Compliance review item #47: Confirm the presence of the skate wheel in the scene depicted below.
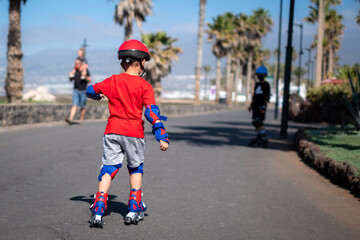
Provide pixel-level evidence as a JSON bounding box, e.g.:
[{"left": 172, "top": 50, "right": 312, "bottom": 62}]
[
  {"left": 100, "top": 218, "right": 104, "bottom": 228},
  {"left": 124, "top": 216, "right": 132, "bottom": 225},
  {"left": 90, "top": 216, "right": 95, "bottom": 228}
]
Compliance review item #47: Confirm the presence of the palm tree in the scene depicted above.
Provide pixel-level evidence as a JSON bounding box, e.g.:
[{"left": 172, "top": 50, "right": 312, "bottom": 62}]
[
  {"left": 5, "top": 0, "right": 27, "bottom": 103},
  {"left": 142, "top": 32, "right": 182, "bottom": 103},
  {"left": 316, "top": 0, "right": 325, "bottom": 86},
  {"left": 195, "top": 0, "right": 207, "bottom": 103},
  {"left": 306, "top": 0, "right": 344, "bottom": 76},
  {"left": 222, "top": 13, "right": 238, "bottom": 105},
  {"left": 356, "top": 0, "right": 360, "bottom": 24},
  {"left": 292, "top": 67, "right": 307, "bottom": 84},
  {"left": 114, "top": 0, "right": 152, "bottom": 41},
  {"left": 202, "top": 65, "right": 211, "bottom": 100},
  {"left": 253, "top": 47, "right": 271, "bottom": 68},
  {"left": 231, "top": 45, "right": 246, "bottom": 104},
  {"left": 324, "top": 9, "right": 344, "bottom": 74},
  {"left": 206, "top": 13, "right": 236, "bottom": 102},
  {"left": 305, "top": 0, "right": 341, "bottom": 86},
  {"left": 244, "top": 9, "right": 273, "bottom": 103}
]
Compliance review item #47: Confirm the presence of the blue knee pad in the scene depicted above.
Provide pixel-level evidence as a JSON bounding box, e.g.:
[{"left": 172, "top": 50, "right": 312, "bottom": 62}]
[
  {"left": 127, "top": 163, "right": 144, "bottom": 176},
  {"left": 98, "top": 163, "right": 122, "bottom": 181}
]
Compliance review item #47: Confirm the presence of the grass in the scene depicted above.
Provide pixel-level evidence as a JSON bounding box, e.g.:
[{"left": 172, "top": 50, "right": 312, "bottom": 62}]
[{"left": 306, "top": 125, "right": 360, "bottom": 176}]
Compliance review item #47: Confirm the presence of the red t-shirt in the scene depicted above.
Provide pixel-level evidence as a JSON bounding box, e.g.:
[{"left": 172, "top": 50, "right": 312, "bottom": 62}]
[{"left": 93, "top": 73, "right": 156, "bottom": 138}]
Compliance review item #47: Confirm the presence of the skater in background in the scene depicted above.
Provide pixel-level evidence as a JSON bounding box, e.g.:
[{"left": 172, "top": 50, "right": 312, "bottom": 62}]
[
  {"left": 86, "top": 39, "right": 169, "bottom": 227},
  {"left": 248, "top": 66, "right": 270, "bottom": 147},
  {"left": 65, "top": 58, "right": 91, "bottom": 124}
]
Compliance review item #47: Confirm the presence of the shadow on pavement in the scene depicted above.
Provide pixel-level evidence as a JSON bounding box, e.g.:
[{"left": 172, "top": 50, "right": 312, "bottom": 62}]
[
  {"left": 162, "top": 120, "right": 296, "bottom": 152},
  {"left": 70, "top": 195, "right": 128, "bottom": 218}
]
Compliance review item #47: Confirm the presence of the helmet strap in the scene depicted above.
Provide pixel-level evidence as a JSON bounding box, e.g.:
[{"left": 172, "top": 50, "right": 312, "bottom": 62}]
[{"left": 138, "top": 59, "right": 147, "bottom": 77}]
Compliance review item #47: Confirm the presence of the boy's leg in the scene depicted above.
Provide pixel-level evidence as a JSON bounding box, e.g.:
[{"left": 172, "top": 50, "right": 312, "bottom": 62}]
[
  {"left": 99, "top": 173, "right": 112, "bottom": 193},
  {"left": 130, "top": 173, "right": 142, "bottom": 190},
  {"left": 90, "top": 165, "right": 121, "bottom": 228},
  {"left": 125, "top": 164, "right": 147, "bottom": 224}
]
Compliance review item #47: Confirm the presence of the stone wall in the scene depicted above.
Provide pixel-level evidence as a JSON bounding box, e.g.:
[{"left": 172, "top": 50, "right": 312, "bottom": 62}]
[{"left": 0, "top": 103, "right": 228, "bottom": 127}]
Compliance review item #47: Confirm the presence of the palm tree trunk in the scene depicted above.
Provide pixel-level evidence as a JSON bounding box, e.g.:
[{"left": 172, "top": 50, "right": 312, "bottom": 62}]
[
  {"left": 194, "top": 0, "right": 206, "bottom": 104},
  {"left": 315, "top": 0, "right": 325, "bottom": 86},
  {"left": 234, "top": 62, "right": 242, "bottom": 105},
  {"left": 246, "top": 49, "right": 254, "bottom": 103},
  {"left": 215, "top": 58, "right": 221, "bottom": 102},
  {"left": 125, "top": 20, "right": 133, "bottom": 41},
  {"left": 226, "top": 53, "right": 232, "bottom": 105},
  {"left": 5, "top": 0, "right": 24, "bottom": 103},
  {"left": 154, "top": 81, "right": 162, "bottom": 105},
  {"left": 328, "top": 46, "right": 334, "bottom": 75}
]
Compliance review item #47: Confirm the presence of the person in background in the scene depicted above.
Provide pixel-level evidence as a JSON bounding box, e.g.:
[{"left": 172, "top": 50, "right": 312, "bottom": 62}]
[
  {"left": 248, "top": 66, "right": 270, "bottom": 147},
  {"left": 65, "top": 58, "right": 91, "bottom": 124}
]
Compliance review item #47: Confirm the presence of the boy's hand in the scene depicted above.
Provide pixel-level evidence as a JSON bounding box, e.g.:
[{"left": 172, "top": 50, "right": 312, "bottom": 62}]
[{"left": 160, "top": 140, "right": 168, "bottom": 151}]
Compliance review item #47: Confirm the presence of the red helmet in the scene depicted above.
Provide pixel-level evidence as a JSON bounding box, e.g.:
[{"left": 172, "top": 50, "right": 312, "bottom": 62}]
[{"left": 117, "top": 39, "right": 150, "bottom": 61}]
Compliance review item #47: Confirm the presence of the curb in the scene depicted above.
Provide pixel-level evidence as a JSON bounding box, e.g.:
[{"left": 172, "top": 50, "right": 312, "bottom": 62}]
[{"left": 293, "top": 129, "right": 360, "bottom": 195}]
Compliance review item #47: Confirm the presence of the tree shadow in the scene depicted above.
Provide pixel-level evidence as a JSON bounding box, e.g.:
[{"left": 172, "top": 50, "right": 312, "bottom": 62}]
[
  {"left": 158, "top": 120, "right": 297, "bottom": 152},
  {"left": 69, "top": 194, "right": 128, "bottom": 219}
]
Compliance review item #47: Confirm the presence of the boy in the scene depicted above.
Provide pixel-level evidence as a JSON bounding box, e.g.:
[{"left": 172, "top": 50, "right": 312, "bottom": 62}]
[
  {"left": 248, "top": 66, "right": 270, "bottom": 147},
  {"left": 86, "top": 39, "right": 169, "bottom": 227}
]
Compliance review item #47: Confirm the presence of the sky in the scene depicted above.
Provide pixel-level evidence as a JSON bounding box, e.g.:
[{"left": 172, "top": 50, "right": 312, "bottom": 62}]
[{"left": 0, "top": 0, "right": 359, "bottom": 76}]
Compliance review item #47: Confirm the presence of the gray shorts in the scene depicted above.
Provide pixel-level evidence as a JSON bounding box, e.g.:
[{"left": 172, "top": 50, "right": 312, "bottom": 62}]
[{"left": 102, "top": 134, "right": 145, "bottom": 168}]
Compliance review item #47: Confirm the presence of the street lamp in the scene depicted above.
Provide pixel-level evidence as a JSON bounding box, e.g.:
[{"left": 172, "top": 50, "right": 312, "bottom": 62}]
[
  {"left": 305, "top": 48, "right": 311, "bottom": 88},
  {"left": 294, "top": 23, "right": 303, "bottom": 95},
  {"left": 280, "top": 0, "right": 295, "bottom": 140}
]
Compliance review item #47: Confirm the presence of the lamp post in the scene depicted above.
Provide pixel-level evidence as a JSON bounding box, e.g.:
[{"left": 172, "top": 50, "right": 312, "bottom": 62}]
[
  {"left": 274, "top": 0, "right": 283, "bottom": 120},
  {"left": 306, "top": 48, "right": 311, "bottom": 88},
  {"left": 294, "top": 23, "right": 303, "bottom": 95},
  {"left": 280, "top": 0, "right": 295, "bottom": 140},
  {"left": 82, "top": 39, "right": 89, "bottom": 55}
]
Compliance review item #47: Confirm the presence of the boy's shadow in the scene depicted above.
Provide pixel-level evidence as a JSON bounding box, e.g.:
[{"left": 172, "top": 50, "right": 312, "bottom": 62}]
[{"left": 70, "top": 194, "right": 128, "bottom": 219}]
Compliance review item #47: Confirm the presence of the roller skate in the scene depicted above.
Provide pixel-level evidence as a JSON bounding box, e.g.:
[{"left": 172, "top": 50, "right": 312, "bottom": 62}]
[
  {"left": 259, "top": 134, "right": 269, "bottom": 148},
  {"left": 248, "top": 134, "right": 268, "bottom": 148},
  {"left": 89, "top": 191, "right": 108, "bottom": 228},
  {"left": 125, "top": 188, "right": 147, "bottom": 225}
]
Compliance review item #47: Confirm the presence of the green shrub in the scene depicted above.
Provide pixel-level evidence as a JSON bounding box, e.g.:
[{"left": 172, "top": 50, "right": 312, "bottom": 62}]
[{"left": 307, "top": 83, "right": 351, "bottom": 104}]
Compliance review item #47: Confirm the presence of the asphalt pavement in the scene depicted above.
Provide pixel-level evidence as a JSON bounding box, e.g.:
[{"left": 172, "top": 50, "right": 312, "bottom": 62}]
[{"left": 1, "top": 109, "right": 360, "bottom": 240}]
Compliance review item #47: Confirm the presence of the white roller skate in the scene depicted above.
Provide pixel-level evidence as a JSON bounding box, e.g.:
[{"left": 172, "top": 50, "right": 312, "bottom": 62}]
[
  {"left": 125, "top": 188, "right": 147, "bottom": 225},
  {"left": 89, "top": 192, "right": 108, "bottom": 228}
]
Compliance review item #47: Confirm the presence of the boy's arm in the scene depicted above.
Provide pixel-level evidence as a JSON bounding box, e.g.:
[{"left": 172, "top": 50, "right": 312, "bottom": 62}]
[
  {"left": 86, "top": 85, "right": 102, "bottom": 100},
  {"left": 86, "top": 77, "right": 110, "bottom": 100},
  {"left": 144, "top": 104, "right": 169, "bottom": 150}
]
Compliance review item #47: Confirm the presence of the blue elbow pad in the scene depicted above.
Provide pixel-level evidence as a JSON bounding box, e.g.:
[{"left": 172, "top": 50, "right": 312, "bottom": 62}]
[
  {"left": 86, "top": 85, "right": 101, "bottom": 100},
  {"left": 152, "top": 122, "right": 169, "bottom": 144},
  {"left": 144, "top": 105, "right": 167, "bottom": 124}
]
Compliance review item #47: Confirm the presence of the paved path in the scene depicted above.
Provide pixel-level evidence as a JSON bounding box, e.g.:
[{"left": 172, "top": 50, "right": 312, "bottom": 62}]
[{"left": 1, "top": 109, "right": 360, "bottom": 240}]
